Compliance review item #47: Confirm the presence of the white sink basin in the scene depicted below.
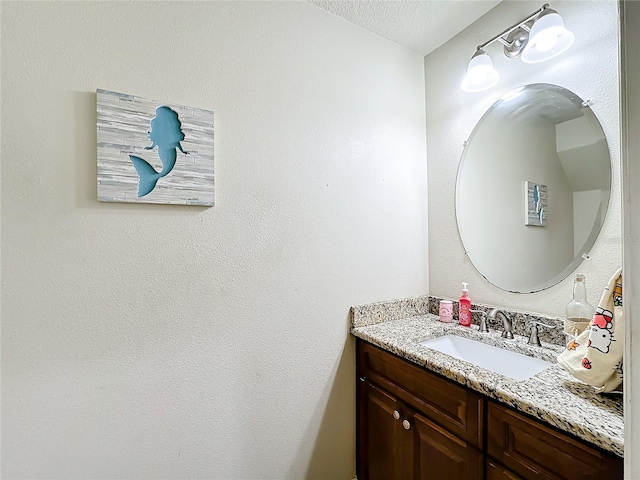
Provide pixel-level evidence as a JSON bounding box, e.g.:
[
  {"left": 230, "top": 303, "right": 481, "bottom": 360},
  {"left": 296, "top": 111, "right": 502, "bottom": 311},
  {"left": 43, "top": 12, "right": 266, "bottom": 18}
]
[{"left": 420, "top": 334, "right": 551, "bottom": 381}]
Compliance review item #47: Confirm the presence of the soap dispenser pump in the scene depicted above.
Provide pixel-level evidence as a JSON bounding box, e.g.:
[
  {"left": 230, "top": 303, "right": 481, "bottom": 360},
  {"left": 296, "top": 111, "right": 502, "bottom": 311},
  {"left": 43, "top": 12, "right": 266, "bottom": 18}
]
[{"left": 459, "top": 282, "right": 472, "bottom": 327}]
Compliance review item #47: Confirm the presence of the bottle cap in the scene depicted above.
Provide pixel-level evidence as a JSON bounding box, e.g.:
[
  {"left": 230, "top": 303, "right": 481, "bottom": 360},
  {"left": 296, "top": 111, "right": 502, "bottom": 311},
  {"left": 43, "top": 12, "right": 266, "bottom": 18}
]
[
  {"left": 462, "top": 282, "right": 469, "bottom": 291},
  {"left": 575, "top": 273, "right": 585, "bottom": 282}
]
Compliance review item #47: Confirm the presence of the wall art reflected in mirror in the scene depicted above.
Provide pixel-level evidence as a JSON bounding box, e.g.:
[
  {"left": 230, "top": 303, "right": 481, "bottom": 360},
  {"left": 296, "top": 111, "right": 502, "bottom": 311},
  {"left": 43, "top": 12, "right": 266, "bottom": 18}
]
[{"left": 456, "top": 83, "right": 611, "bottom": 293}]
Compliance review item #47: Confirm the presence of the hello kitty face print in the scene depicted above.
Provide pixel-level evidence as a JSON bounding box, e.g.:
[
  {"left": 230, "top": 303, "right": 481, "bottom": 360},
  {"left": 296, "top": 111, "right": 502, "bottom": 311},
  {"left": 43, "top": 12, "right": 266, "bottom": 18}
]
[{"left": 587, "top": 307, "right": 614, "bottom": 354}]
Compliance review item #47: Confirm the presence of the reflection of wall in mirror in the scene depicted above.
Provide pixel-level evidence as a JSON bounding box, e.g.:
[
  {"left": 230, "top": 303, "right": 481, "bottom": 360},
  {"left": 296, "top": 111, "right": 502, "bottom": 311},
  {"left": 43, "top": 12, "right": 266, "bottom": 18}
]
[
  {"left": 556, "top": 115, "right": 610, "bottom": 257},
  {"left": 459, "top": 114, "right": 573, "bottom": 291},
  {"left": 574, "top": 190, "right": 601, "bottom": 255}
]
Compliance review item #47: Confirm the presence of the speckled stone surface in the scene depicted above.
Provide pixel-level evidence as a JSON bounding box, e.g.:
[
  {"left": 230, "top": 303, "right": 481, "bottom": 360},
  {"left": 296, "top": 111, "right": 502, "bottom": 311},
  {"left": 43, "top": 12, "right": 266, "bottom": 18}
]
[
  {"left": 351, "top": 314, "right": 624, "bottom": 457},
  {"left": 428, "top": 295, "right": 567, "bottom": 346},
  {"left": 351, "top": 295, "right": 430, "bottom": 327}
]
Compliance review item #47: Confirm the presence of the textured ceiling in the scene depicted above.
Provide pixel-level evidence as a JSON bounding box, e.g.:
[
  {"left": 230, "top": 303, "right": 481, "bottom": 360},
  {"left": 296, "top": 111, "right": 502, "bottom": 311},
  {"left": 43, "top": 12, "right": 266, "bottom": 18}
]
[{"left": 308, "top": 0, "right": 501, "bottom": 56}]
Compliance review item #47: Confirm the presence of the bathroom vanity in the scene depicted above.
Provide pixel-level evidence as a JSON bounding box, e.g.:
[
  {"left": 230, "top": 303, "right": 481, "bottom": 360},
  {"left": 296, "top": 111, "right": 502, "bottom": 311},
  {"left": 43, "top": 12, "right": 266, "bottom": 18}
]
[{"left": 351, "top": 302, "right": 624, "bottom": 480}]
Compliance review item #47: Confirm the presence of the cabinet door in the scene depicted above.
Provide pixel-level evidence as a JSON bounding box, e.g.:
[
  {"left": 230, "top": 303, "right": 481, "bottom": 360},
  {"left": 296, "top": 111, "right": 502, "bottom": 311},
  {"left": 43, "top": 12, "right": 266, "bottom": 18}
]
[
  {"left": 409, "top": 410, "right": 483, "bottom": 480},
  {"left": 357, "top": 379, "right": 406, "bottom": 480}
]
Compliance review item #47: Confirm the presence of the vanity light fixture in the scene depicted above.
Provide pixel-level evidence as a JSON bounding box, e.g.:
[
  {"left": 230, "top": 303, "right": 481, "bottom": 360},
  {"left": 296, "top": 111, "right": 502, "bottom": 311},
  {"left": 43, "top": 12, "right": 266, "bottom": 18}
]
[{"left": 461, "top": 4, "right": 574, "bottom": 92}]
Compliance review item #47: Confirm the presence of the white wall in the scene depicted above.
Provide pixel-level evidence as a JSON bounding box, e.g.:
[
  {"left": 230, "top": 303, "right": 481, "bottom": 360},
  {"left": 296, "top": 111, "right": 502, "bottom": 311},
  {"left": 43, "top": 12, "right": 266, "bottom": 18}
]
[
  {"left": 0, "top": 2, "right": 428, "bottom": 479},
  {"left": 425, "top": 1, "right": 620, "bottom": 316}
]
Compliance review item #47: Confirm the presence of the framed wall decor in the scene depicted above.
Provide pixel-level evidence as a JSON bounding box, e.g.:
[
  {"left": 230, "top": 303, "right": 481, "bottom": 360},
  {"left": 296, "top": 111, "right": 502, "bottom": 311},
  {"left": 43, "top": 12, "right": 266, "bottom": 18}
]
[
  {"left": 97, "top": 89, "right": 214, "bottom": 206},
  {"left": 524, "top": 180, "right": 547, "bottom": 227}
]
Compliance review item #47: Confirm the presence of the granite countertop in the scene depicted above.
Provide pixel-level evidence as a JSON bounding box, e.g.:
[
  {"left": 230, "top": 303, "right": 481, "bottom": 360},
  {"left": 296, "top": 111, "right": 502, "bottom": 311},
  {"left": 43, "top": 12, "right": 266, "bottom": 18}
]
[{"left": 351, "top": 311, "right": 624, "bottom": 457}]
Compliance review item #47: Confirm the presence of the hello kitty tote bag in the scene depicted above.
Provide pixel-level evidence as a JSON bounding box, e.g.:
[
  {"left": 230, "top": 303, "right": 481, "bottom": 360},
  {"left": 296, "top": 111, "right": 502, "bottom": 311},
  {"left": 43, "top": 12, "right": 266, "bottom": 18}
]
[{"left": 557, "top": 268, "right": 623, "bottom": 393}]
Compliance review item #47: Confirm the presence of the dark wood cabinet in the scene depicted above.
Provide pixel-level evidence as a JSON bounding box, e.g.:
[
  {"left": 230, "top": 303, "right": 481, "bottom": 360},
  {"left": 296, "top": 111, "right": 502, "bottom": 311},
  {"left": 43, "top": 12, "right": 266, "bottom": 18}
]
[
  {"left": 487, "top": 401, "right": 623, "bottom": 480},
  {"left": 357, "top": 338, "right": 483, "bottom": 447},
  {"left": 357, "top": 340, "right": 483, "bottom": 480},
  {"left": 356, "top": 339, "right": 623, "bottom": 480},
  {"left": 358, "top": 377, "right": 482, "bottom": 480}
]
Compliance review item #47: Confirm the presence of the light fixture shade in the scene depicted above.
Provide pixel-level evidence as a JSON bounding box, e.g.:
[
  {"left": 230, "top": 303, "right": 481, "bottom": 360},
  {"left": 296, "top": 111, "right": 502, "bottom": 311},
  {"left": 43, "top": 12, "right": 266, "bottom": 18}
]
[
  {"left": 461, "top": 51, "right": 500, "bottom": 92},
  {"left": 521, "top": 10, "right": 574, "bottom": 64}
]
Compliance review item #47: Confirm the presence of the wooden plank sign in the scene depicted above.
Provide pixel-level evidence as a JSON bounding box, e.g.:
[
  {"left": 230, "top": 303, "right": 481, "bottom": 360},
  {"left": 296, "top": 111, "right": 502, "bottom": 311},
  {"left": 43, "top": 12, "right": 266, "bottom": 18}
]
[{"left": 97, "top": 89, "right": 214, "bottom": 206}]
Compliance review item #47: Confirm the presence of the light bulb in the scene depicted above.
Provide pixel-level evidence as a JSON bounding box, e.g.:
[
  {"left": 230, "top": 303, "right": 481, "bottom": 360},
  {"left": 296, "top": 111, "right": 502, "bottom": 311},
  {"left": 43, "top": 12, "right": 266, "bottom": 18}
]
[
  {"left": 461, "top": 50, "right": 500, "bottom": 92},
  {"left": 535, "top": 35, "right": 558, "bottom": 52}
]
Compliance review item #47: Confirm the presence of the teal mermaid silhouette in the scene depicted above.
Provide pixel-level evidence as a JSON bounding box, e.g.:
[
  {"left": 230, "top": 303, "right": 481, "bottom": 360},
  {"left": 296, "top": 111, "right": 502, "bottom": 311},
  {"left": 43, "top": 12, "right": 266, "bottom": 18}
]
[{"left": 130, "top": 106, "right": 188, "bottom": 197}]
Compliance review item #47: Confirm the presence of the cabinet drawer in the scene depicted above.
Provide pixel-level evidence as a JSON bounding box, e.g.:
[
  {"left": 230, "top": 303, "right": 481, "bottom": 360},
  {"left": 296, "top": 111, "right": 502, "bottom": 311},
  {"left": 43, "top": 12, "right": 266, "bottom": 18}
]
[
  {"left": 357, "top": 339, "right": 483, "bottom": 448},
  {"left": 487, "top": 401, "right": 623, "bottom": 480}
]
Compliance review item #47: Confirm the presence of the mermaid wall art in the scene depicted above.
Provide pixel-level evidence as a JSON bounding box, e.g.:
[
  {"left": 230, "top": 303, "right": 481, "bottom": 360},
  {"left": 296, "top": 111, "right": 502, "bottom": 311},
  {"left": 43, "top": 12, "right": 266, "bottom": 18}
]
[
  {"left": 97, "top": 89, "right": 214, "bottom": 206},
  {"left": 130, "top": 106, "right": 189, "bottom": 198}
]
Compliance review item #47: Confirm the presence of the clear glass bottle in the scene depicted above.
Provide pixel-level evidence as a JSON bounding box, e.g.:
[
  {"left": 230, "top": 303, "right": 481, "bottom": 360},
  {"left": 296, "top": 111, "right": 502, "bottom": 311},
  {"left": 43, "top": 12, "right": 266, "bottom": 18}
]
[{"left": 565, "top": 273, "right": 595, "bottom": 341}]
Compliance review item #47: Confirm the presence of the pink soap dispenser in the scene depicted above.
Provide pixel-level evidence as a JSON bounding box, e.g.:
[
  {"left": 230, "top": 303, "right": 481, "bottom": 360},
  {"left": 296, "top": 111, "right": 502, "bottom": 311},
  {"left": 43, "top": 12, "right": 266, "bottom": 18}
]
[{"left": 459, "top": 282, "right": 472, "bottom": 327}]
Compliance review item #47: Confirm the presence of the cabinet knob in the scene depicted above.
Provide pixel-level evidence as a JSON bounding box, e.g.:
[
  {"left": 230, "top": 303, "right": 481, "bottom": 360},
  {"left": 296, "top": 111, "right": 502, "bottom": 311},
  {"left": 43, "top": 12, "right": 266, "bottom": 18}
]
[
  {"left": 402, "top": 420, "right": 411, "bottom": 430},
  {"left": 392, "top": 410, "right": 400, "bottom": 420}
]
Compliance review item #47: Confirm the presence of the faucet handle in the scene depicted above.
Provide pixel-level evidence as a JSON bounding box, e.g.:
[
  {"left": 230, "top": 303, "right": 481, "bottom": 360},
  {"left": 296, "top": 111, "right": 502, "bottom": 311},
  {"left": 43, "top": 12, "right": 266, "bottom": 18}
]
[
  {"left": 527, "top": 321, "right": 557, "bottom": 346},
  {"left": 470, "top": 309, "right": 489, "bottom": 332}
]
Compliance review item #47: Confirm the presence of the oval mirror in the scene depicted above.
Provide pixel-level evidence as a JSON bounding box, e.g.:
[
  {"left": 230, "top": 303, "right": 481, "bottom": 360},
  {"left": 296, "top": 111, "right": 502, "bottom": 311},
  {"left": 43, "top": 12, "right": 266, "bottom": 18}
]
[{"left": 456, "top": 83, "right": 611, "bottom": 293}]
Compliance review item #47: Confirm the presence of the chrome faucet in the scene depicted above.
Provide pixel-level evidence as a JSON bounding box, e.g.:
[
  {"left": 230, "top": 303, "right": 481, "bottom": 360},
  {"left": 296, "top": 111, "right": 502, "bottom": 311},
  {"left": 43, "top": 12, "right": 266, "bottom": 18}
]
[{"left": 489, "top": 308, "right": 514, "bottom": 339}]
